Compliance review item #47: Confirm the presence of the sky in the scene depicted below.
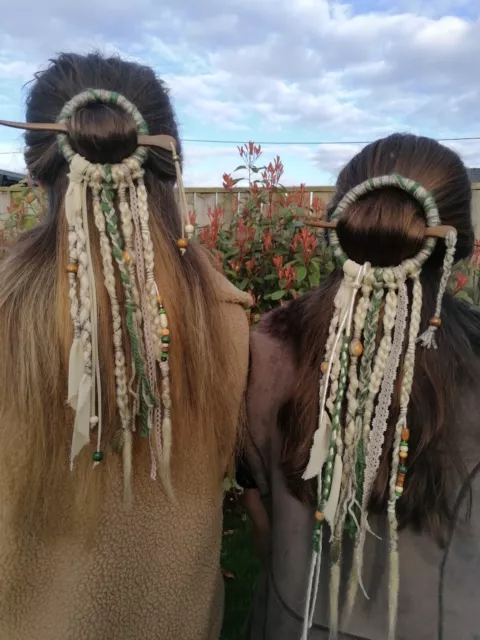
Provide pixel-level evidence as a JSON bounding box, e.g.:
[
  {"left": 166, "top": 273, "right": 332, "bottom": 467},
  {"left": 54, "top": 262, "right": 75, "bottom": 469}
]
[{"left": 1, "top": 0, "right": 480, "bottom": 186}]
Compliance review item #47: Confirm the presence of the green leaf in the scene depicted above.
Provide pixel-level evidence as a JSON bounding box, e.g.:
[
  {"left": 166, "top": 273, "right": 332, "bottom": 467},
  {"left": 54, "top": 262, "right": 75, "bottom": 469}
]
[
  {"left": 296, "top": 265, "right": 307, "bottom": 283},
  {"left": 22, "top": 214, "right": 38, "bottom": 230},
  {"left": 270, "top": 290, "right": 286, "bottom": 301},
  {"left": 237, "top": 278, "right": 249, "bottom": 291},
  {"left": 456, "top": 290, "right": 474, "bottom": 304}
]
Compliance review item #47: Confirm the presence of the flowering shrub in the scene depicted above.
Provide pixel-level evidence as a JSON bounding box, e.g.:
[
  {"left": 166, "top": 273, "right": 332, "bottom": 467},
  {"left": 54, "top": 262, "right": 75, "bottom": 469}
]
[
  {"left": 0, "top": 181, "right": 44, "bottom": 258},
  {"left": 196, "top": 142, "right": 333, "bottom": 324},
  {"left": 450, "top": 240, "right": 480, "bottom": 305},
  {"left": 2, "top": 146, "right": 480, "bottom": 317}
]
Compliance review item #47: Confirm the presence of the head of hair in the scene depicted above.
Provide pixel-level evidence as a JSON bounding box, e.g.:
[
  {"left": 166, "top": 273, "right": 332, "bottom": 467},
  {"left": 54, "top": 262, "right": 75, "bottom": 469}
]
[
  {"left": 0, "top": 52, "right": 238, "bottom": 537},
  {"left": 265, "top": 133, "right": 479, "bottom": 541}
]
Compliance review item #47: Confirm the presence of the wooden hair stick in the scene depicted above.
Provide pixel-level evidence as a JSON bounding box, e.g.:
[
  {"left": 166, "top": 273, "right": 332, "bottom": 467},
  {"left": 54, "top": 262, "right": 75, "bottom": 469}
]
[
  {"left": 298, "top": 216, "right": 456, "bottom": 239},
  {"left": 0, "top": 119, "right": 177, "bottom": 153}
]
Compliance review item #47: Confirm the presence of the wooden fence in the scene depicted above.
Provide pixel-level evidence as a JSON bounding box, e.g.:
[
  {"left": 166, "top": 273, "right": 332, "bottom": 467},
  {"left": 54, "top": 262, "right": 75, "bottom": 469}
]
[{"left": 2, "top": 184, "right": 480, "bottom": 235}]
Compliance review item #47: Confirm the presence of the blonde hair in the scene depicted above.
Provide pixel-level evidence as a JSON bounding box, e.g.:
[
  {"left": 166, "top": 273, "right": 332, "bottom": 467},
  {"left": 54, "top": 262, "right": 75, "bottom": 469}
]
[{"left": 0, "top": 60, "right": 241, "bottom": 538}]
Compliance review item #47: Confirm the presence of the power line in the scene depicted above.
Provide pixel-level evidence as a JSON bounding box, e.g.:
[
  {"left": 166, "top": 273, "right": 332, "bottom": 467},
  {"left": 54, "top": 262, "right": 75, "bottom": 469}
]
[
  {"left": 2, "top": 134, "right": 480, "bottom": 155},
  {"left": 182, "top": 136, "right": 480, "bottom": 145}
]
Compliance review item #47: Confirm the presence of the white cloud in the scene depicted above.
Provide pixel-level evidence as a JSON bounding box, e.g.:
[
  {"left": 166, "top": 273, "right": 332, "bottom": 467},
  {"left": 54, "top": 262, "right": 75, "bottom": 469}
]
[
  {"left": 1, "top": 0, "right": 480, "bottom": 182},
  {"left": 0, "top": 143, "right": 25, "bottom": 174}
]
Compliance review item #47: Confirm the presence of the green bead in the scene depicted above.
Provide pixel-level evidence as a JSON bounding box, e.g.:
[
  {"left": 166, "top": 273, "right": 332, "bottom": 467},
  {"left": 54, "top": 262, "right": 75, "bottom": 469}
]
[
  {"left": 161, "top": 335, "right": 171, "bottom": 344},
  {"left": 161, "top": 354, "right": 169, "bottom": 361},
  {"left": 92, "top": 451, "right": 104, "bottom": 463},
  {"left": 159, "top": 309, "right": 166, "bottom": 315},
  {"left": 401, "top": 440, "right": 409, "bottom": 447},
  {"left": 399, "top": 465, "right": 408, "bottom": 474}
]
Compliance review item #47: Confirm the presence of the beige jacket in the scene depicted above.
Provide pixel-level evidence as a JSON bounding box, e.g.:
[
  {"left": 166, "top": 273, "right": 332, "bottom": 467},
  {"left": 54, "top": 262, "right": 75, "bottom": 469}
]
[{"left": 0, "top": 267, "right": 251, "bottom": 640}]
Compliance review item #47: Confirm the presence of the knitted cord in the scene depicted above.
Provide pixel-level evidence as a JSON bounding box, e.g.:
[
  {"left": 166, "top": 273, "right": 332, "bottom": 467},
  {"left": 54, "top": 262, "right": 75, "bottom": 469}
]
[
  {"left": 100, "top": 167, "right": 156, "bottom": 435},
  {"left": 387, "top": 273, "right": 422, "bottom": 639},
  {"left": 80, "top": 181, "right": 103, "bottom": 459},
  {"left": 417, "top": 230, "right": 457, "bottom": 348},
  {"left": 90, "top": 174, "right": 131, "bottom": 435},
  {"left": 67, "top": 226, "right": 80, "bottom": 337},
  {"left": 302, "top": 281, "right": 344, "bottom": 634},
  {"left": 75, "top": 206, "right": 93, "bottom": 376},
  {"left": 304, "top": 263, "right": 366, "bottom": 640},
  {"left": 328, "top": 278, "right": 372, "bottom": 637},
  {"left": 116, "top": 165, "right": 158, "bottom": 439},
  {"left": 348, "top": 283, "right": 385, "bottom": 518},
  {"left": 115, "top": 167, "right": 143, "bottom": 426},
  {"left": 345, "top": 273, "right": 398, "bottom": 610},
  {"left": 125, "top": 172, "right": 162, "bottom": 477},
  {"left": 335, "top": 273, "right": 373, "bottom": 533},
  {"left": 133, "top": 173, "right": 172, "bottom": 476},
  {"left": 360, "top": 272, "right": 398, "bottom": 494},
  {"left": 363, "top": 273, "right": 408, "bottom": 509},
  {"left": 133, "top": 174, "right": 161, "bottom": 356}
]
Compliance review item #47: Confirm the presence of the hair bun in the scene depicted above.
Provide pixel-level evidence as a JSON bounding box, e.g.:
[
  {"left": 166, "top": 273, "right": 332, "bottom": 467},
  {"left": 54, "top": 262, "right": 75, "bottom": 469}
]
[{"left": 67, "top": 103, "right": 138, "bottom": 164}]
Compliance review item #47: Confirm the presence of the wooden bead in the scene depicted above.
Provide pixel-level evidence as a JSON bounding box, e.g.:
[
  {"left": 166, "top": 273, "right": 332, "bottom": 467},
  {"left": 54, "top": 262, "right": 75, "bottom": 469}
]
[
  {"left": 315, "top": 511, "right": 325, "bottom": 522},
  {"left": 66, "top": 264, "right": 78, "bottom": 274},
  {"left": 161, "top": 328, "right": 170, "bottom": 337},
  {"left": 397, "top": 474, "right": 405, "bottom": 486},
  {"left": 321, "top": 362, "right": 328, "bottom": 374},
  {"left": 349, "top": 339, "right": 363, "bottom": 357},
  {"left": 177, "top": 238, "right": 188, "bottom": 250},
  {"left": 429, "top": 317, "right": 441, "bottom": 327},
  {"left": 402, "top": 428, "right": 410, "bottom": 442},
  {"left": 122, "top": 251, "right": 131, "bottom": 265},
  {"left": 161, "top": 345, "right": 169, "bottom": 353},
  {"left": 399, "top": 451, "right": 408, "bottom": 459}
]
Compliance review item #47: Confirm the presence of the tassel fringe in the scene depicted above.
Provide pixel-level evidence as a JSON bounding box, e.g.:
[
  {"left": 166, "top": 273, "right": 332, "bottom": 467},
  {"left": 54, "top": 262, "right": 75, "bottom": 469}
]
[
  {"left": 58, "top": 89, "right": 191, "bottom": 503},
  {"left": 300, "top": 175, "right": 456, "bottom": 640}
]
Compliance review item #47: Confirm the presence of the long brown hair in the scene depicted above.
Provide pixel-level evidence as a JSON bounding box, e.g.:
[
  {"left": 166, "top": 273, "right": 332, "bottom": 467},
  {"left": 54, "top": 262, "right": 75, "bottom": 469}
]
[
  {"left": 0, "top": 53, "right": 239, "bottom": 535},
  {"left": 263, "top": 133, "right": 479, "bottom": 540}
]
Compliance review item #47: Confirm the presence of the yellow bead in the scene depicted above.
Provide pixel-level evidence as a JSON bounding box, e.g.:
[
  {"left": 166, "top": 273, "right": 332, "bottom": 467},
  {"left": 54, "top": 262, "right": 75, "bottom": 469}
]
[
  {"left": 429, "top": 317, "right": 441, "bottom": 328},
  {"left": 161, "top": 328, "right": 170, "bottom": 337},
  {"left": 399, "top": 451, "right": 408, "bottom": 460},
  {"left": 157, "top": 295, "right": 163, "bottom": 305},
  {"left": 177, "top": 238, "right": 188, "bottom": 250},
  {"left": 66, "top": 264, "right": 78, "bottom": 274},
  {"left": 123, "top": 251, "right": 131, "bottom": 265},
  {"left": 321, "top": 362, "right": 328, "bottom": 374},
  {"left": 315, "top": 511, "right": 325, "bottom": 522},
  {"left": 349, "top": 339, "right": 363, "bottom": 357}
]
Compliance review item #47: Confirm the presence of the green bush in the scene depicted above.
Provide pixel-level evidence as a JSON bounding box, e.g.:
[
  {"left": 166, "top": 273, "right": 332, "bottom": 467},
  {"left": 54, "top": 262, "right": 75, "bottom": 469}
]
[{"left": 196, "top": 142, "right": 333, "bottom": 325}]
